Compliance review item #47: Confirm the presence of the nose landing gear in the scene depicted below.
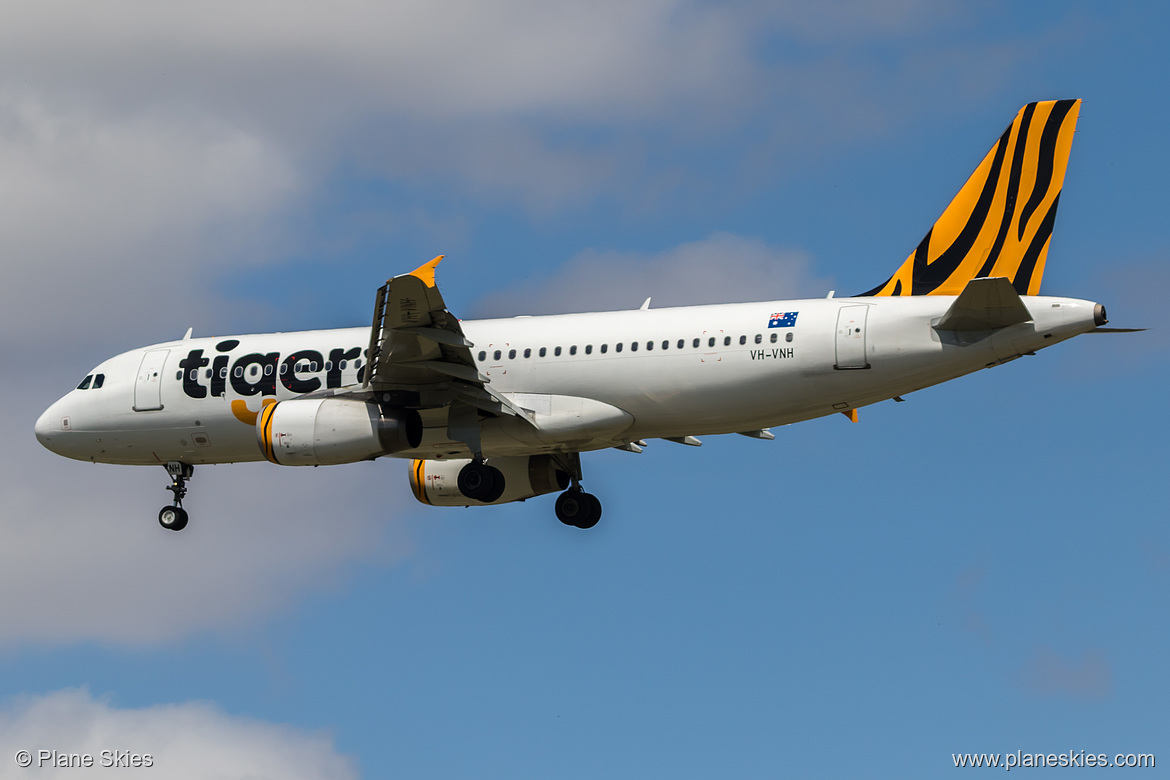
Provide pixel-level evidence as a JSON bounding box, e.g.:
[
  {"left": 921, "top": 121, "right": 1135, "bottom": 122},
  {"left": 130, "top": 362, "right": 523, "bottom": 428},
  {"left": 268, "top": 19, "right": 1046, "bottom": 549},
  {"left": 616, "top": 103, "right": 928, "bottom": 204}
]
[{"left": 159, "top": 461, "right": 193, "bottom": 531}]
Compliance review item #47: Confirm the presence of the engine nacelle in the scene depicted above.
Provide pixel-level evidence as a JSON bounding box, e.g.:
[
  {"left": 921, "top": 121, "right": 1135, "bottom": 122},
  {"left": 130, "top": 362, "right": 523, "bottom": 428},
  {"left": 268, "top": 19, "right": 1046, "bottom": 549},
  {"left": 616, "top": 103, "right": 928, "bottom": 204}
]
[
  {"left": 257, "top": 398, "right": 422, "bottom": 466},
  {"left": 408, "top": 455, "right": 569, "bottom": 506}
]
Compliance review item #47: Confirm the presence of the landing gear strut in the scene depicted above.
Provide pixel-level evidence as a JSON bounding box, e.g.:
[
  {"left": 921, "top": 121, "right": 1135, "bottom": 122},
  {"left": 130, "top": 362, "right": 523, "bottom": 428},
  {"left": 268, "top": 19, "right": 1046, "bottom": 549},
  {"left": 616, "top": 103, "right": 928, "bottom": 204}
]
[
  {"left": 552, "top": 452, "right": 602, "bottom": 529},
  {"left": 159, "top": 461, "right": 193, "bottom": 531},
  {"left": 457, "top": 458, "right": 506, "bottom": 503}
]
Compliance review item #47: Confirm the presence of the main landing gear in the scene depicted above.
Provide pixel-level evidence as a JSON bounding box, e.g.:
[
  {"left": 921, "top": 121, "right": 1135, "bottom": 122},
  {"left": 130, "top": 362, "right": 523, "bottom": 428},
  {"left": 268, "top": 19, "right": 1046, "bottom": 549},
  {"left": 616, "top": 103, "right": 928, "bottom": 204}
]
[
  {"left": 159, "top": 461, "right": 193, "bottom": 532},
  {"left": 552, "top": 452, "right": 602, "bottom": 530},
  {"left": 457, "top": 458, "right": 506, "bottom": 503},
  {"left": 455, "top": 452, "right": 604, "bottom": 529},
  {"left": 555, "top": 488, "right": 602, "bottom": 529}
]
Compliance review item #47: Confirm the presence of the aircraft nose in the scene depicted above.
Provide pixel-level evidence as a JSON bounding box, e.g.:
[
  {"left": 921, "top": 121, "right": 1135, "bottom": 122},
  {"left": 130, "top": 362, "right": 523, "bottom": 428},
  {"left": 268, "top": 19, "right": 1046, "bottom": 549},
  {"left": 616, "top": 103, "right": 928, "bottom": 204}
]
[{"left": 34, "top": 400, "right": 66, "bottom": 452}]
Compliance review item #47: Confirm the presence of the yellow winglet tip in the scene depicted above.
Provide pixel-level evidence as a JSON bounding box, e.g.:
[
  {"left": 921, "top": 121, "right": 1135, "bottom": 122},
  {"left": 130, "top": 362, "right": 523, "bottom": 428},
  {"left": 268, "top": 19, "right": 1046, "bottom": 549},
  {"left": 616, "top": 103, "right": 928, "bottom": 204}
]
[
  {"left": 409, "top": 255, "right": 444, "bottom": 288},
  {"left": 841, "top": 409, "right": 859, "bottom": 423}
]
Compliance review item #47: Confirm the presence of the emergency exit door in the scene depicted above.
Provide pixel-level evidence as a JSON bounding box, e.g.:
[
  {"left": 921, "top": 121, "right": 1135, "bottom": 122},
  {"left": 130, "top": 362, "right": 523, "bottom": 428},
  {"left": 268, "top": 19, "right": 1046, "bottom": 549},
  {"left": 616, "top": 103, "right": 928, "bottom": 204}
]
[{"left": 834, "top": 306, "right": 870, "bottom": 369}]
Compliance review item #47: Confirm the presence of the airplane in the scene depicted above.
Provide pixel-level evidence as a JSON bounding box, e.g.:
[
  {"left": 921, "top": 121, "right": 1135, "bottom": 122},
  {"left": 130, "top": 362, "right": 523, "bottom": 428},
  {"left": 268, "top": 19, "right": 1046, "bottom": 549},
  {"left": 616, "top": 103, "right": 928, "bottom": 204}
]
[{"left": 34, "top": 99, "right": 1137, "bottom": 532}]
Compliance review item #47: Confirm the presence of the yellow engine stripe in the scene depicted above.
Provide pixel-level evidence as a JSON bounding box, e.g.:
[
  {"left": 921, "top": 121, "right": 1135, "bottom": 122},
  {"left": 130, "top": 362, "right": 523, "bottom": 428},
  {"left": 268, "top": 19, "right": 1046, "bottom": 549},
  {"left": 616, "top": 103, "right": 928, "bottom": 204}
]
[
  {"left": 259, "top": 402, "right": 280, "bottom": 464},
  {"left": 409, "top": 459, "right": 431, "bottom": 505}
]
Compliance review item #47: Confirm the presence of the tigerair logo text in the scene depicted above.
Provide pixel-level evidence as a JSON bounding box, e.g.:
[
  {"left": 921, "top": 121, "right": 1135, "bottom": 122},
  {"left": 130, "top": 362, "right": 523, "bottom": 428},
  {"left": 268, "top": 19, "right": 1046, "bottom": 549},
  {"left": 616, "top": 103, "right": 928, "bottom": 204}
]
[{"left": 177, "top": 339, "right": 366, "bottom": 423}]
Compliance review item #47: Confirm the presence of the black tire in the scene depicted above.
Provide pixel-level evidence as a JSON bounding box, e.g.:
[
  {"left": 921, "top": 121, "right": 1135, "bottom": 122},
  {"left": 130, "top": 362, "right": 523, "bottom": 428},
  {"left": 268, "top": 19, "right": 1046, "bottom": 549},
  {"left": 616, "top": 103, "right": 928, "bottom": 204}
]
[
  {"left": 458, "top": 462, "right": 505, "bottom": 503},
  {"left": 159, "top": 505, "right": 188, "bottom": 532},
  {"left": 555, "top": 490, "right": 602, "bottom": 529},
  {"left": 576, "top": 493, "right": 602, "bottom": 529},
  {"left": 482, "top": 465, "right": 506, "bottom": 503}
]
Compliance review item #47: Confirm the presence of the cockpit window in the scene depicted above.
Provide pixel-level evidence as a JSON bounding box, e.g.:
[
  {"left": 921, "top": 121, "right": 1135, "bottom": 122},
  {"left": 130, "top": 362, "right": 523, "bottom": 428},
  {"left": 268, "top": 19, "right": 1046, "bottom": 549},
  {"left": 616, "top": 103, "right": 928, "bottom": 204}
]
[
  {"left": 76, "top": 375, "right": 93, "bottom": 390},
  {"left": 92, "top": 373, "right": 105, "bottom": 389}
]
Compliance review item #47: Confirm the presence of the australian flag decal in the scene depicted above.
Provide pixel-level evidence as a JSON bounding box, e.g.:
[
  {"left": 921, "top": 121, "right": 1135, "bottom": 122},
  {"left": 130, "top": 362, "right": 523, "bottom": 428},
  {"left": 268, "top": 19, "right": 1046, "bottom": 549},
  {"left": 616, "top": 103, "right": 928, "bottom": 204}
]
[{"left": 768, "top": 311, "right": 798, "bottom": 328}]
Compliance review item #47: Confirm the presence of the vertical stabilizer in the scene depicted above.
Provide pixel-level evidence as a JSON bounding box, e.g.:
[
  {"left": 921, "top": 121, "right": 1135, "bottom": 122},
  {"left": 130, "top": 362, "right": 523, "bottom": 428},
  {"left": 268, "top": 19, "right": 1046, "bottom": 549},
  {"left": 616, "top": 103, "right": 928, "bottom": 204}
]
[{"left": 863, "top": 99, "right": 1080, "bottom": 297}]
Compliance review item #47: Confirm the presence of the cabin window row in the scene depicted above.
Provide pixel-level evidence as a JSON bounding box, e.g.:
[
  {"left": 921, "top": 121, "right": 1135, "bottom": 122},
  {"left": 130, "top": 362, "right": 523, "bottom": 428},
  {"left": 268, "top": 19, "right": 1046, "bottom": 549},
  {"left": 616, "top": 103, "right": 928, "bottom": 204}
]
[
  {"left": 175, "top": 359, "right": 364, "bottom": 382},
  {"left": 476, "top": 331, "right": 794, "bottom": 362}
]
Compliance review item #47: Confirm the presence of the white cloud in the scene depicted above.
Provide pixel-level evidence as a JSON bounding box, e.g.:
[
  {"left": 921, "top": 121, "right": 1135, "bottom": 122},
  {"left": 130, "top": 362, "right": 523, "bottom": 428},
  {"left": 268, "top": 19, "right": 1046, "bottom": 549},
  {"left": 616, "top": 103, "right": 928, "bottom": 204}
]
[
  {"left": 471, "top": 232, "right": 831, "bottom": 317},
  {"left": 0, "top": 689, "right": 358, "bottom": 779},
  {"left": 0, "top": 0, "right": 1025, "bottom": 224},
  {"left": 0, "top": 92, "right": 300, "bottom": 346},
  {"left": 0, "top": 1, "right": 752, "bottom": 121}
]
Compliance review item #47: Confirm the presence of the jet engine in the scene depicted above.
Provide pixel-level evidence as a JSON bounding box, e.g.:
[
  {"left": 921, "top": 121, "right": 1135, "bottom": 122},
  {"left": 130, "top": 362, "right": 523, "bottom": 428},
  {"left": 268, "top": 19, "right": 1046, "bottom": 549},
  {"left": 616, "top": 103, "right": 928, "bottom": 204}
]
[
  {"left": 257, "top": 398, "right": 422, "bottom": 466},
  {"left": 408, "top": 455, "right": 569, "bottom": 506}
]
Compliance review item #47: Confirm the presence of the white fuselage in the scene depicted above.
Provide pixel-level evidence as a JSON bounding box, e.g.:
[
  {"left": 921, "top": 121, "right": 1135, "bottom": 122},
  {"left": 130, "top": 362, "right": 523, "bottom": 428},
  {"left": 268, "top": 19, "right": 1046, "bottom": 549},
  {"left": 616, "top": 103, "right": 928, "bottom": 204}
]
[{"left": 34, "top": 294, "right": 1099, "bottom": 466}]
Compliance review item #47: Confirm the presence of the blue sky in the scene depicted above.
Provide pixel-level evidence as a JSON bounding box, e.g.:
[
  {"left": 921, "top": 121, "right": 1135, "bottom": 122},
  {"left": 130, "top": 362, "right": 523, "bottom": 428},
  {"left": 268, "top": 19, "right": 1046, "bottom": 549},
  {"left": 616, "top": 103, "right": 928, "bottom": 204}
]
[{"left": 0, "top": 1, "right": 1165, "bottom": 777}]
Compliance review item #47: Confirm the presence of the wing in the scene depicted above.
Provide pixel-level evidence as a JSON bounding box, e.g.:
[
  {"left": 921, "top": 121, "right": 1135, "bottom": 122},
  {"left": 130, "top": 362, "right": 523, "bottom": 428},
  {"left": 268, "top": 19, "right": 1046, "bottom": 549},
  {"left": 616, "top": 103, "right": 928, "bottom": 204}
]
[{"left": 363, "top": 256, "right": 529, "bottom": 420}]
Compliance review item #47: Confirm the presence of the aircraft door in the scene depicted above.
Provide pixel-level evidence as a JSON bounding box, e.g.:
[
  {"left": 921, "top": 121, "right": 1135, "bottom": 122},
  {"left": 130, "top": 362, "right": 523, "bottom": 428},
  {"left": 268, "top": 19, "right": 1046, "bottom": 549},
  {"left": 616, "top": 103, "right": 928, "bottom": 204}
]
[
  {"left": 133, "top": 349, "right": 169, "bottom": 411},
  {"left": 835, "top": 306, "right": 870, "bottom": 369}
]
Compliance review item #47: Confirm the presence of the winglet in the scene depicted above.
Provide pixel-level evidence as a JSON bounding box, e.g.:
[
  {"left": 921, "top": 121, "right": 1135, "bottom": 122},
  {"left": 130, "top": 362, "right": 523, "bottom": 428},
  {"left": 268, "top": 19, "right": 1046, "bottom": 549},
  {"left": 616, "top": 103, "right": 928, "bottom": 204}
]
[
  {"left": 407, "top": 255, "right": 444, "bottom": 288},
  {"left": 862, "top": 99, "right": 1081, "bottom": 297},
  {"left": 841, "top": 409, "right": 859, "bottom": 423}
]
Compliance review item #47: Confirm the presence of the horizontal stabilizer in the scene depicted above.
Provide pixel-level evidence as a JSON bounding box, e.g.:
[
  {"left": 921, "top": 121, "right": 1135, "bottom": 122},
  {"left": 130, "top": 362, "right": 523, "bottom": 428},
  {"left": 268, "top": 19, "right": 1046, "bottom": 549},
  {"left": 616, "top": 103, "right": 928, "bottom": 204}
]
[{"left": 936, "top": 277, "right": 1032, "bottom": 332}]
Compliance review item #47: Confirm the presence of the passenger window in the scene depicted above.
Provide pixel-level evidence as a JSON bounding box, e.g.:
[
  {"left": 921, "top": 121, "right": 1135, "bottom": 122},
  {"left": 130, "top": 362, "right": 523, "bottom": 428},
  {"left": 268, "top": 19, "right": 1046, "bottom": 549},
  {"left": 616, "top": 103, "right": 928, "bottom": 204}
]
[
  {"left": 630, "top": 342, "right": 638, "bottom": 352},
  {"left": 524, "top": 348, "right": 531, "bottom": 358},
  {"left": 205, "top": 369, "right": 212, "bottom": 379},
  {"left": 325, "top": 361, "right": 332, "bottom": 372},
  {"left": 77, "top": 375, "right": 93, "bottom": 390},
  {"left": 645, "top": 341, "right": 652, "bottom": 351},
  {"left": 539, "top": 347, "right": 547, "bottom": 357},
  {"left": 570, "top": 345, "right": 577, "bottom": 355},
  {"left": 555, "top": 346, "right": 562, "bottom": 356},
  {"left": 478, "top": 350, "right": 486, "bottom": 361},
  {"left": 190, "top": 370, "right": 199, "bottom": 381},
  {"left": 601, "top": 344, "right": 608, "bottom": 354},
  {"left": 249, "top": 365, "right": 260, "bottom": 378},
  {"left": 309, "top": 362, "right": 318, "bottom": 372},
  {"left": 708, "top": 337, "right": 715, "bottom": 347},
  {"left": 724, "top": 336, "right": 731, "bottom": 346},
  {"left": 508, "top": 349, "right": 516, "bottom": 359},
  {"left": 221, "top": 367, "right": 229, "bottom": 378},
  {"left": 770, "top": 333, "right": 777, "bottom": 343},
  {"left": 93, "top": 374, "right": 105, "bottom": 388},
  {"left": 234, "top": 366, "right": 244, "bottom": 378},
  {"left": 279, "top": 364, "right": 287, "bottom": 375},
  {"left": 787, "top": 332, "right": 794, "bottom": 343},
  {"left": 676, "top": 339, "right": 683, "bottom": 349},
  {"left": 693, "top": 338, "right": 700, "bottom": 348},
  {"left": 265, "top": 364, "right": 273, "bottom": 376},
  {"left": 493, "top": 350, "right": 501, "bottom": 360},
  {"left": 616, "top": 343, "right": 623, "bottom": 353},
  {"left": 739, "top": 335, "right": 746, "bottom": 346},
  {"left": 340, "top": 360, "right": 348, "bottom": 369},
  {"left": 174, "top": 371, "right": 182, "bottom": 381},
  {"left": 585, "top": 345, "right": 593, "bottom": 355},
  {"left": 754, "top": 334, "right": 762, "bottom": 344}
]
